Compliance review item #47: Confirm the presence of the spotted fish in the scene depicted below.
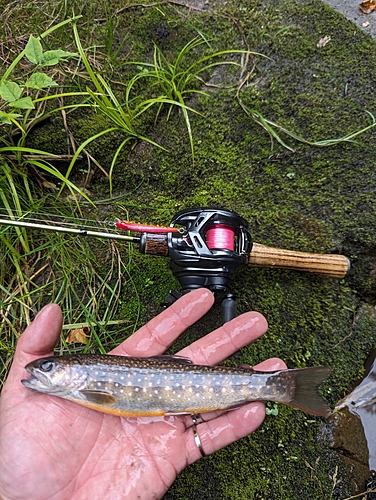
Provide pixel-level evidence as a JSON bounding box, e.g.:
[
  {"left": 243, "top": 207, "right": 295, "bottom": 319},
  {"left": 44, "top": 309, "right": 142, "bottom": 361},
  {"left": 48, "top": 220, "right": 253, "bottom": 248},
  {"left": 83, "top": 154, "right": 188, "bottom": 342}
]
[{"left": 21, "top": 354, "right": 331, "bottom": 417}]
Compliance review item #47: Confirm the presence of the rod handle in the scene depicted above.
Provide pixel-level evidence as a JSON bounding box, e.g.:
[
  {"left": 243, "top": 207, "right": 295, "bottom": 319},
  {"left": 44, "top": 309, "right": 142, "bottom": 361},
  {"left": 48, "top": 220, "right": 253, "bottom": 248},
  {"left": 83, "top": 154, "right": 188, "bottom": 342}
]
[{"left": 247, "top": 242, "right": 350, "bottom": 279}]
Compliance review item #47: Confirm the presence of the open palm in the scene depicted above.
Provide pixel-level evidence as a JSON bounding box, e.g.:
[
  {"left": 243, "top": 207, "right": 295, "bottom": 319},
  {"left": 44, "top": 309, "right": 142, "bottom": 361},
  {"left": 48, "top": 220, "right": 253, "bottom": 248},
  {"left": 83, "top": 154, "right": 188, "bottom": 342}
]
[{"left": 0, "top": 288, "right": 286, "bottom": 500}]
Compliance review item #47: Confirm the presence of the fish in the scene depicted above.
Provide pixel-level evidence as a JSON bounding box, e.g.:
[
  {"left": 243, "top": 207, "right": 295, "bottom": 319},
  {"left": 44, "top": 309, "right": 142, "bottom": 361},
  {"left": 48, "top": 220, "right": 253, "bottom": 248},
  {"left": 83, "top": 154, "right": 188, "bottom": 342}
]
[{"left": 21, "top": 354, "right": 331, "bottom": 417}]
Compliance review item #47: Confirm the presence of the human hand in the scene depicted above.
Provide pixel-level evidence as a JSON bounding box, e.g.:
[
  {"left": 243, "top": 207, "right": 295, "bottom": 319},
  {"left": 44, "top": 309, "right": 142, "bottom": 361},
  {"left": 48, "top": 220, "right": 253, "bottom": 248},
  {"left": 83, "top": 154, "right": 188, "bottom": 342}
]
[{"left": 0, "top": 288, "right": 286, "bottom": 500}]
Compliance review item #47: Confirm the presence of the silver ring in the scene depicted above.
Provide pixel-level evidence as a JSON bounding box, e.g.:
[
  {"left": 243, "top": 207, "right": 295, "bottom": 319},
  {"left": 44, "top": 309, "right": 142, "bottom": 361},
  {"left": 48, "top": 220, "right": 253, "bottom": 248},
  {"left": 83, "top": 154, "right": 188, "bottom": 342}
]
[
  {"left": 191, "top": 413, "right": 204, "bottom": 425},
  {"left": 193, "top": 425, "right": 206, "bottom": 458}
]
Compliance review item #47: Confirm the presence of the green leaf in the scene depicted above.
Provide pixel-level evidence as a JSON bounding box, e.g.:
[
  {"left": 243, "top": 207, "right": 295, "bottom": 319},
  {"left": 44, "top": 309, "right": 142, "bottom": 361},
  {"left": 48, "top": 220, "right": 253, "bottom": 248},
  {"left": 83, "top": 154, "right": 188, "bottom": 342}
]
[
  {"left": 25, "top": 35, "right": 43, "bottom": 65},
  {"left": 11, "top": 97, "right": 35, "bottom": 109},
  {"left": 0, "top": 81, "right": 22, "bottom": 102},
  {"left": 0, "top": 110, "right": 22, "bottom": 124},
  {"left": 0, "top": 111, "right": 21, "bottom": 125},
  {"left": 25, "top": 72, "right": 58, "bottom": 89},
  {"left": 0, "top": 115, "right": 11, "bottom": 125},
  {"left": 40, "top": 49, "right": 77, "bottom": 66}
]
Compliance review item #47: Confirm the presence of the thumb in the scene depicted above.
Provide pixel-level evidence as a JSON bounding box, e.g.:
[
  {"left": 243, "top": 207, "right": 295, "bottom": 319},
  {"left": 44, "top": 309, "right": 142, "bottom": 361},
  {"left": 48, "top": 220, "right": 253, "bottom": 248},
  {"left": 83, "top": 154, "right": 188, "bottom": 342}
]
[{"left": 6, "top": 303, "right": 63, "bottom": 387}]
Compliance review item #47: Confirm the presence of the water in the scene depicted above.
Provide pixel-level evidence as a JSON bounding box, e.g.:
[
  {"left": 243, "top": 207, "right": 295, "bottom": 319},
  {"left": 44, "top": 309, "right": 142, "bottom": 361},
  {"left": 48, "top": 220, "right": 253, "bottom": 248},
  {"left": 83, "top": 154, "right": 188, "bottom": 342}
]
[{"left": 336, "top": 354, "right": 376, "bottom": 471}]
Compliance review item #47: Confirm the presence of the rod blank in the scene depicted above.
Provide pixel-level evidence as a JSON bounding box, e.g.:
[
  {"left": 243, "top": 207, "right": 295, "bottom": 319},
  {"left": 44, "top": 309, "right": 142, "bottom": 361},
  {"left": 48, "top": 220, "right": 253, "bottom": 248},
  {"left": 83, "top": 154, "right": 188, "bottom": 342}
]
[{"left": 0, "top": 218, "right": 136, "bottom": 242}]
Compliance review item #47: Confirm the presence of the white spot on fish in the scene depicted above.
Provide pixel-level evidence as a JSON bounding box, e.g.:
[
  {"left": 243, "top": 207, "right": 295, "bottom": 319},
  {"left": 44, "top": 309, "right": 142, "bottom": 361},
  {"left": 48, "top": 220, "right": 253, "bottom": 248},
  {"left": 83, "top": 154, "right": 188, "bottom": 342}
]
[
  {"left": 135, "top": 388, "right": 139, "bottom": 392},
  {"left": 115, "top": 383, "right": 119, "bottom": 387},
  {"left": 120, "top": 376, "right": 124, "bottom": 380},
  {"left": 154, "top": 390, "right": 158, "bottom": 394},
  {"left": 148, "top": 382, "right": 153, "bottom": 387},
  {"left": 97, "top": 382, "right": 102, "bottom": 387},
  {"left": 137, "top": 378, "right": 141, "bottom": 383},
  {"left": 165, "top": 386, "right": 170, "bottom": 391}
]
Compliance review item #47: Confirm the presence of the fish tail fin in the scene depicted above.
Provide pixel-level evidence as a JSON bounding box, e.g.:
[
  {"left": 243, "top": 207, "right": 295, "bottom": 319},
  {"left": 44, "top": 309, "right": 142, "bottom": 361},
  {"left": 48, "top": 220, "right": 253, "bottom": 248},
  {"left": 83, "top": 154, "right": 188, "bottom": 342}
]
[{"left": 286, "top": 366, "right": 331, "bottom": 417}]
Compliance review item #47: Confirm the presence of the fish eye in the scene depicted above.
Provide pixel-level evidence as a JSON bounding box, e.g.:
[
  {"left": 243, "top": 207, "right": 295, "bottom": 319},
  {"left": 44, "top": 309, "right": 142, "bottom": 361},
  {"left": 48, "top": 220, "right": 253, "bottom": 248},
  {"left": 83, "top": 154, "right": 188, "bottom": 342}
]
[{"left": 39, "top": 360, "right": 54, "bottom": 372}]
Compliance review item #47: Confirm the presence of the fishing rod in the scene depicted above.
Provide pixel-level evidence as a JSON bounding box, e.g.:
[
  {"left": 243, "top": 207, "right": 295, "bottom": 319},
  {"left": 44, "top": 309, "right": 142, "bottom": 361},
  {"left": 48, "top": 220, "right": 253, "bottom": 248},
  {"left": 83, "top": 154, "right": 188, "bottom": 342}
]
[{"left": 0, "top": 208, "right": 350, "bottom": 323}]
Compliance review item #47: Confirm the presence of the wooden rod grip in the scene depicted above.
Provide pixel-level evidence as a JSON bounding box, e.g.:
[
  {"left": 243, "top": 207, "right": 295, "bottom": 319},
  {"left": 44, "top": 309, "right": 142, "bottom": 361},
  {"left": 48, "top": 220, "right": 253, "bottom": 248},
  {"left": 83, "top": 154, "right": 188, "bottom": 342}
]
[{"left": 247, "top": 242, "right": 350, "bottom": 279}]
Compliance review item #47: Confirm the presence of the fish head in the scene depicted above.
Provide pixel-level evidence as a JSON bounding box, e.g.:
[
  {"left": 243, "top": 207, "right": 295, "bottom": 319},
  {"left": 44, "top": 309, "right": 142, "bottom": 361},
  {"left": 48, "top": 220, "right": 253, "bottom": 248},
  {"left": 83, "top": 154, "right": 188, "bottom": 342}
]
[{"left": 22, "top": 356, "right": 88, "bottom": 396}]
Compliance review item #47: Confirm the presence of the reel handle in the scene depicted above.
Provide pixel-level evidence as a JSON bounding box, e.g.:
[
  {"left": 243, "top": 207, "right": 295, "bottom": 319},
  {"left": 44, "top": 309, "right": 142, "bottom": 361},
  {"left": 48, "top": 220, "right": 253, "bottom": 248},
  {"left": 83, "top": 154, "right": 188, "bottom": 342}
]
[{"left": 247, "top": 242, "right": 350, "bottom": 279}]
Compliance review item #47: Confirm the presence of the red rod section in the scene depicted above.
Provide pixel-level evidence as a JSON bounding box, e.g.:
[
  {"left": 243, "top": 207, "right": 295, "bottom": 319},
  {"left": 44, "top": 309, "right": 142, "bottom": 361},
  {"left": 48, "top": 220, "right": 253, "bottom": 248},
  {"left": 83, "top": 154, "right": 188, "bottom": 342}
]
[{"left": 116, "top": 220, "right": 179, "bottom": 233}]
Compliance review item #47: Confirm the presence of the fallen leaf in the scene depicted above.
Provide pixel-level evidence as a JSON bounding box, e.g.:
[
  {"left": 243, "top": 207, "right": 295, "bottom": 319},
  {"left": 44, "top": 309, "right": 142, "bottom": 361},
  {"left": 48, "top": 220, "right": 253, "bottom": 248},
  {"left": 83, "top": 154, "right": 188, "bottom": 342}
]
[
  {"left": 360, "top": 0, "right": 376, "bottom": 14},
  {"left": 317, "top": 35, "right": 331, "bottom": 48},
  {"left": 66, "top": 327, "right": 90, "bottom": 344}
]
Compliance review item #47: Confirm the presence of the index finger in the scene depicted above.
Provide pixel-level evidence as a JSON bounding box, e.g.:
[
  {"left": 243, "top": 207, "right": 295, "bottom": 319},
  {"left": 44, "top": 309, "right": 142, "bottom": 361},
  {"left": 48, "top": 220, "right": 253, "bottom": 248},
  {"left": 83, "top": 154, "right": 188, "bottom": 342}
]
[{"left": 111, "top": 288, "right": 214, "bottom": 356}]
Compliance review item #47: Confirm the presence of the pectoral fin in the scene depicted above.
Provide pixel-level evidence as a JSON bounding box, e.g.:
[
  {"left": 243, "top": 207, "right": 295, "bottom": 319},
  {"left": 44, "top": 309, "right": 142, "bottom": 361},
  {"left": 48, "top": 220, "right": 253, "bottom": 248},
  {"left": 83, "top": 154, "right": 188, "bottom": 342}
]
[{"left": 80, "top": 390, "right": 117, "bottom": 406}]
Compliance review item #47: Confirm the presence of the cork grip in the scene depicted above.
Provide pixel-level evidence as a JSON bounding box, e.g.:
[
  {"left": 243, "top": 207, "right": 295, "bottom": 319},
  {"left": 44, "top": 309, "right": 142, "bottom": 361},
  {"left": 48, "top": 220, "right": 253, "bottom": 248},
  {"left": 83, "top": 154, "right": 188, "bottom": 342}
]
[{"left": 247, "top": 243, "right": 350, "bottom": 279}]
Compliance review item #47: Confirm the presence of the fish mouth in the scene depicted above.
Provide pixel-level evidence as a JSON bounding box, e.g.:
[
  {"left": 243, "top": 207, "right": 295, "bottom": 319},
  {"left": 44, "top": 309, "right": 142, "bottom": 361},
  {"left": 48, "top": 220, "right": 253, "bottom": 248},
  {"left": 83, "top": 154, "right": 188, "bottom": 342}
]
[
  {"left": 21, "top": 366, "right": 52, "bottom": 391},
  {"left": 21, "top": 374, "right": 39, "bottom": 389}
]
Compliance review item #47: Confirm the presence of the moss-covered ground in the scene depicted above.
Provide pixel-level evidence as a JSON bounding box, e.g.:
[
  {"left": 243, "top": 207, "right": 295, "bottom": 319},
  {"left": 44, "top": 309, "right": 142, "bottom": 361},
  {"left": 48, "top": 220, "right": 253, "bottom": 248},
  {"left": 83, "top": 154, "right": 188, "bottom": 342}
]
[{"left": 1, "top": 0, "right": 376, "bottom": 497}]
